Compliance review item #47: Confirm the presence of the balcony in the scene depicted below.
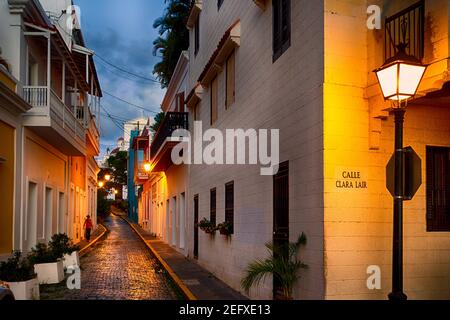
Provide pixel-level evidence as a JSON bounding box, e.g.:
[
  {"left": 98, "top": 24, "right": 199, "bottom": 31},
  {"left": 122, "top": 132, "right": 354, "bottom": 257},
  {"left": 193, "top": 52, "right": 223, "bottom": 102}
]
[
  {"left": 86, "top": 108, "right": 100, "bottom": 157},
  {"left": 150, "top": 112, "right": 189, "bottom": 172},
  {"left": 22, "top": 86, "right": 86, "bottom": 156}
]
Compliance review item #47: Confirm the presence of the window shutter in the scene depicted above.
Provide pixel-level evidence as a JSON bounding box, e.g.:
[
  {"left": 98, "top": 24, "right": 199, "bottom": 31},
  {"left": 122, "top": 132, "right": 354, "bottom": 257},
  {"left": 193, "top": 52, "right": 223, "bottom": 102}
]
[
  {"left": 426, "top": 148, "right": 435, "bottom": 225},
  {"left": 210, "top": 188, "right": 217, "bottom": 226},
  {"left": 426, "top": 147, "right": 450, "bottom": 232},
  {"left": 225, "top": 181, "right": 234, "bottom": 234},
  {"left": 211, "top": 77, "right": 218, "bottom": 124},
  {"left": 226, "top": 51, "right": 235, "bottom": 109}
]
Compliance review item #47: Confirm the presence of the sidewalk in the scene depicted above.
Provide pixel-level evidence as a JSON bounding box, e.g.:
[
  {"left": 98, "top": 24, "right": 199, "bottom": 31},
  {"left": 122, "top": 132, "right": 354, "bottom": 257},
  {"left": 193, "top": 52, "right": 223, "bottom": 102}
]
[{"left": 111, "top": 207, "right": 247, "bottom": 300}]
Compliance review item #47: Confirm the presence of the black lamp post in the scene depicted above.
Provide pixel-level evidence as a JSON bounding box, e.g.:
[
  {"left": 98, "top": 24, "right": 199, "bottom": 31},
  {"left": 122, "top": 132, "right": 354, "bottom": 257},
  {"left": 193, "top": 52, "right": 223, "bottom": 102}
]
[{"left": 374, "top": 37, "right": 427, "bottom": 300}]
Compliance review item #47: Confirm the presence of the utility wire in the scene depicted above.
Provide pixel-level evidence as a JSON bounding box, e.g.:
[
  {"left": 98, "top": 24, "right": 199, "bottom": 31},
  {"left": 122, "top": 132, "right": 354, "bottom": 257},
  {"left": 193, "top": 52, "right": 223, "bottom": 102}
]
[
  {"left": 96, "top": 59, "right": 159, "bottom": 85},
  {"left": 103, "top": 90, "right": 160, "bottom": 114},
  {"left": 94, "top": 53, "right": 160, "bottom": 83}
]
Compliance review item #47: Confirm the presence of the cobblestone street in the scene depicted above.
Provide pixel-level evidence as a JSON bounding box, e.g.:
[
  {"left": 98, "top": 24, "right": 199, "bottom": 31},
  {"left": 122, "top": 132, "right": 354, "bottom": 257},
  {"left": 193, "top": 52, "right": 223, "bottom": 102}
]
[{"left": 41, "top": 215, "right": 182, "bottom": 300}]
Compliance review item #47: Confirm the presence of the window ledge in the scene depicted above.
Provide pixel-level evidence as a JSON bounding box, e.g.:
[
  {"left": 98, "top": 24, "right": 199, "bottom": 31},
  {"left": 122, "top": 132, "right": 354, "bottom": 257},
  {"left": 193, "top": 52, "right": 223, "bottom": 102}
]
[
  {"left": 187, "top": 0, "right": 202, "bottom": 29},
  {"left": 253, "top": 0, "right": 267, "bottom": 10},
  {"left": 186, "top": 83, "right": 204, "bottom": 109},
  {"left": 198, "top": 21, "right": 240, "bottom": 87}
]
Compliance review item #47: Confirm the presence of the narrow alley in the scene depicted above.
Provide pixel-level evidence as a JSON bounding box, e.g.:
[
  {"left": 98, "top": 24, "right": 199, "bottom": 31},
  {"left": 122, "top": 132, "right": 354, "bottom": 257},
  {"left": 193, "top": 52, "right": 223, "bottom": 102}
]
[{"left": 41, "top": 215, "right": 181, "bottom": 300}]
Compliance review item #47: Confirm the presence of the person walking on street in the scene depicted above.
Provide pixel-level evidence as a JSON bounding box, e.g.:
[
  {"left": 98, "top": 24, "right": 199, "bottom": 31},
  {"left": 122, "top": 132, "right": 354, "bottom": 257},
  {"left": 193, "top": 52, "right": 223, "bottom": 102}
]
[{"left": 83, "top": 215, "right": 93, "bottom": 242}]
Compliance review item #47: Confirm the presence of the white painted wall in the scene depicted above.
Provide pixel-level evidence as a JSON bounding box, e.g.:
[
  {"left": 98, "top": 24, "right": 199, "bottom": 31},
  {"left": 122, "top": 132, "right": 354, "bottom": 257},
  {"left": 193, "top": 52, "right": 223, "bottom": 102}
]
[{"left": 186, "top": 0, "right": 325, "bottom": 299}]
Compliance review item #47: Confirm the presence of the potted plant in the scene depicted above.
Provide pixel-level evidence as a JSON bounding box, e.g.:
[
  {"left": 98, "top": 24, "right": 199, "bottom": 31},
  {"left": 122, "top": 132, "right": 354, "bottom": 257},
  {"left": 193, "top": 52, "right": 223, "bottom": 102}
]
[
  {"left": 198, "top": 218, "right": 218, "bottom": 235},
  {"left": 217, "top": 221, "right": 233, "bottom": 236},
  {"left": 28, "top": 243, "right": 64, "bottom": 285},
  {"left": 241, "top": 233, "right": 308, "bottom": 300},
  {"left": 0, "top": 251, "right": 39, "bottom": 300},
  {"left": 49, "top": 234, "right": 80, "bottom": 269}
]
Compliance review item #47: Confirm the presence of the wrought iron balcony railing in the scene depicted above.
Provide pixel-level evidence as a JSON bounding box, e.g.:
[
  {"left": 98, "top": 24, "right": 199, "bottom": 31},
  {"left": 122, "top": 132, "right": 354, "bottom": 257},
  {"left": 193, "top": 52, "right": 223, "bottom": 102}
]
[
  {"left": 151, "top": 112, "right": 189, "bottom": 159},
  {"left": 385, "top": 0, "right": 425, "bottom": 62}
]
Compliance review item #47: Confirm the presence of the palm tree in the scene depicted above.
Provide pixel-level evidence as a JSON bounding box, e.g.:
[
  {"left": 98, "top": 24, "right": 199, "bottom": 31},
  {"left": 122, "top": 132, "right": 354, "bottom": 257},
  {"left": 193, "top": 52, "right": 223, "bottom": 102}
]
[
  {"left": 153, "top": 0, "right": 191, "bottom": 88},
  {"left": 241, "top": 233, "right": 308, "bottom": 300}
]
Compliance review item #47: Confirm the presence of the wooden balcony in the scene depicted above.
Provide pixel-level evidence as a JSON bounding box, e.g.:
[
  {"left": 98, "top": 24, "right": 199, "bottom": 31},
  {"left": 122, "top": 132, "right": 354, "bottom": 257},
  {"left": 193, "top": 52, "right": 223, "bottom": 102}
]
[
  {"left": 150, "top": 112, "right": 189, "bottom": 172},
  {"left": 85, "top": 108, "right": 100, "bottom": 157},
  {"left": 22, "top": 86, "right": 86, "bottom": 156}
]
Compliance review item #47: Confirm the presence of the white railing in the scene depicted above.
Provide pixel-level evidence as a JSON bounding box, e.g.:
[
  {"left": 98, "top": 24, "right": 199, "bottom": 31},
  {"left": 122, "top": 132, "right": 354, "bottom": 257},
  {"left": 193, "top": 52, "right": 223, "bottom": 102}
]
[
  {"left": 23, "top": 86, "right": 48, "bottom": 108},
  {"left": 50, "top": 90, "right": 85, "bottom": 142}
]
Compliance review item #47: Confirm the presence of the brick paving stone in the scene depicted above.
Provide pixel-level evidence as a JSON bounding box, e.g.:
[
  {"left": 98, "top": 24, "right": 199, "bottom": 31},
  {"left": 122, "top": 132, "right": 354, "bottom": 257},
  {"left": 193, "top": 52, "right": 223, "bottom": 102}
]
[{"left": 40, "top": 215, "right": 180, "bottom": 300}]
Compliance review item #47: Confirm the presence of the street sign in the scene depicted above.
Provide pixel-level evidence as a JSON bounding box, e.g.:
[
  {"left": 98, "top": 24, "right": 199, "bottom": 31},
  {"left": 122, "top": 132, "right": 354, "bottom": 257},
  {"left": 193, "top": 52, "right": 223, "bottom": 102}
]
[{"left": 386, "top": 146, "right": 422, "bottom": 200}]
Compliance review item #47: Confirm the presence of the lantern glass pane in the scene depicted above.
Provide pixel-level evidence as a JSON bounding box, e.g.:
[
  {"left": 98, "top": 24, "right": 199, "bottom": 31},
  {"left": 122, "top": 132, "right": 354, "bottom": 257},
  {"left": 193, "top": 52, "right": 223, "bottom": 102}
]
[
  {"left": 376, "top": 64, "right": 398, "bottom": 99},
  {"left": 399, "top": 63, "right": 426, "bottom": 97}
]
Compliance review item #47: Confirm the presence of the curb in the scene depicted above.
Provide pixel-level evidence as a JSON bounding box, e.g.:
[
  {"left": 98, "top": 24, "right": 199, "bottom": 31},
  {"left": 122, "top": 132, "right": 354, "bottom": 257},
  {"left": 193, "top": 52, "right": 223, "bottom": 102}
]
[
  {"left": 115, "top": 213, "right": 197, "bottom": 300},
  {"left": 79, "top": 223, "right": 108, "bottom": 257}
]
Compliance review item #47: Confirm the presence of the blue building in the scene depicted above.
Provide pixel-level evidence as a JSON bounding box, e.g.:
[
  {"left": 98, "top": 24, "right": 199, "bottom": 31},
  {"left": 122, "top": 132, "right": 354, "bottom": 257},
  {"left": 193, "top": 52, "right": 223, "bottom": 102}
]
[{"left": 127, "top": 129, "right": 140, "bottom": 223}]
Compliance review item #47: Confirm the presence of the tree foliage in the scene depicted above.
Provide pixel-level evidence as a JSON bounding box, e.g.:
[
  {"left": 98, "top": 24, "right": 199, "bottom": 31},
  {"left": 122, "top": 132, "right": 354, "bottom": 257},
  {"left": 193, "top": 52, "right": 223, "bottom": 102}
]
[
  {"left": 153, "top": 0, "right": 191, "bottom": 88},
  {"left": 106, "top": 151, "right": 128, "bottom": 186},
  {"left": 150, "top": 111, "right": 165, "bottom": 134}
]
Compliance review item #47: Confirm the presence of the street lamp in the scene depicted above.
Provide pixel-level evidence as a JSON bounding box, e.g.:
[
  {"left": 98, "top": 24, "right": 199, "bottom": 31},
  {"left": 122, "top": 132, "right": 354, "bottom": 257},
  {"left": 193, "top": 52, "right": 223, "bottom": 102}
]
[
  {"left": 98, "top": 181, "right": 104, "bottom": 188},
  {"left": 104, "top": 174, "right": 111, "bottom": 182},
  {"left": 144, "top": 163, "right": 151, "bottom": 173},
  {"left": 374, "top": 42, "right": 427, "bottom": 301}
]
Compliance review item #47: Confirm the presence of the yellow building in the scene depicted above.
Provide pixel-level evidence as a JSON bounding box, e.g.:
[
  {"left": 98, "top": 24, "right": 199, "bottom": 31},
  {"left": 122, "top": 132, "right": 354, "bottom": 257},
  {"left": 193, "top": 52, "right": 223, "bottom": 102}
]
[
  {"left": 0, "top": 59, "right": 31, "bottom": 258},
  {"left": 0, "top": 0, "right": 102, "bottom": 253}
]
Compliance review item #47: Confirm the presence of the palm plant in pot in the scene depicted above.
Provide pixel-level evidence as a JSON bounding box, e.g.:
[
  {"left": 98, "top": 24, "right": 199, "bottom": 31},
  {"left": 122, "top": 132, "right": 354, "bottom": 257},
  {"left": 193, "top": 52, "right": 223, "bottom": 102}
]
[
  {"left": 49, "top": 234, "right": 80, "bottom": 269},
  {"left": 28, "top": 243, "right": 64, "bottom": 285},
  {"left": 0, "top": 251, "right": 39, "bottom": 300},
  {"left": 241, "top": 233, "right": 308, "bottom": 300}
]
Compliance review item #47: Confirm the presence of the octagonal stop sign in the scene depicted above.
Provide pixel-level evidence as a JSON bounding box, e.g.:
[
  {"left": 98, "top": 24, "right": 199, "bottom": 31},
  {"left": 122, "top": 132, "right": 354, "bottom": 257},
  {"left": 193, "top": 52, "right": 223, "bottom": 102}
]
[{"left": 386, "top": 146, "right": 422, "bottom": 200}]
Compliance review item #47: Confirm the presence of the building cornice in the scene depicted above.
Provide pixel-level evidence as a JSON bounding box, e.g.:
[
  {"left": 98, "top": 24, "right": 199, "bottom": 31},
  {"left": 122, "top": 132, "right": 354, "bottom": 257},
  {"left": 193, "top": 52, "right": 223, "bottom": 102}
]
[
  {"left": 198, "top": 20, "right": 240, "bottom": 87},
  {"left": 0, "top": 77, "right": 32, "bottom": 116},
  {"left": 186, "top": 0, "right": 202, "bottom": 29},
  {"left": 161, "top": 51, "right": 189, "bottom": 111}
]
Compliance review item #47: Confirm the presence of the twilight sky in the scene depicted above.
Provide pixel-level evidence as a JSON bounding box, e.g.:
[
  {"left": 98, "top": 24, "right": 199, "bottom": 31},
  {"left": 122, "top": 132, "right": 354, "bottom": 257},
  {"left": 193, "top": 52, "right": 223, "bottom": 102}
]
[{"left": 73, "top": 0, "right": 166, "bottom": 156}]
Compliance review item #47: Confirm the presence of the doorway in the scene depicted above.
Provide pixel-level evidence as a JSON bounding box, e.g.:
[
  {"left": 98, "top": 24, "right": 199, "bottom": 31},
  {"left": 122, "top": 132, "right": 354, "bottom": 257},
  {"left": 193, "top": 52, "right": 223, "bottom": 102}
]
[
  {"left": 273, "top": 161, "right": 289, "bottom": 298},
  {"left": 26, "top": 182, "right": 38, "bottom": 250},
  {"left": 58, "top": 192, "right": 65, "bottom": 234},
  {"left": 44, "top": 187, "right": 53, "bottom": 241},
  {"left": 193, "top": 195, "right": 199, "bottom": 259},
  {"left": 180, "top": 193, "right": 186, "bottom": 250},
  {"left": 172, "top": 196, "right": 177, "bottom": 247}
]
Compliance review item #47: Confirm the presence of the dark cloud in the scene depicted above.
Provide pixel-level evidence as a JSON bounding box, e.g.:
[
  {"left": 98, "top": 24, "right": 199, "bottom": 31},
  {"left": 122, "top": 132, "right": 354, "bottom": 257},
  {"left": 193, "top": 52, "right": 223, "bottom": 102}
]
[{"left": 74, "top": 0, "right": 167, "bottom": 156}]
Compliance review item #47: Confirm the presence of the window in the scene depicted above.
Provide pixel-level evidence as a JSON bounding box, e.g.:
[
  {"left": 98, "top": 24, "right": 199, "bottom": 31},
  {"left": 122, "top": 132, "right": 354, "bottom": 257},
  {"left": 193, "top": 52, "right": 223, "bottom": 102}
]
[
  {"left": 273, "top": 0, "right": 291, "bottom": 61},
  {"left": 225, "top": 181, "right": 234, "bottom": 234},
  {"left": 218, "top": 0, "right": 224, "bottom": 10},
  {"left": 426, "top": 147, "right": 450, "bottom": 232},
  {"left": 210, "top": 188, "right": 217, "bottom": 226},
  {"left": 211, "top": 76, "right": 218, "bottom": 125},
  {"left": 225, "top": 51, "right": 236, "bottom": 109},
  {"left": 194, "top": 17, "right": 200, "bottom": 56}
]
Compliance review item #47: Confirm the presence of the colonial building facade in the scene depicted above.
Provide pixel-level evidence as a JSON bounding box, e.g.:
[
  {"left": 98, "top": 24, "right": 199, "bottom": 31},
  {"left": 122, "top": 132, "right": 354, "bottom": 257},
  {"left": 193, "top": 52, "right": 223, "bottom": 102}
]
[
  {"left": 0, "top": 0, "right": 102, "bottom": 255},
  {"left": 138, "top": 0, "right": 450, "bottom": 300}
]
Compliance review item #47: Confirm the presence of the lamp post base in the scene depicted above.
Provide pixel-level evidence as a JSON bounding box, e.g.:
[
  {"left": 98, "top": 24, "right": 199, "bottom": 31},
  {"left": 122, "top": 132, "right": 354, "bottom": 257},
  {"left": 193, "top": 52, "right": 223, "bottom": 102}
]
[{"left": 388, "top": 291, "right": 408, "bottom": 301}]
